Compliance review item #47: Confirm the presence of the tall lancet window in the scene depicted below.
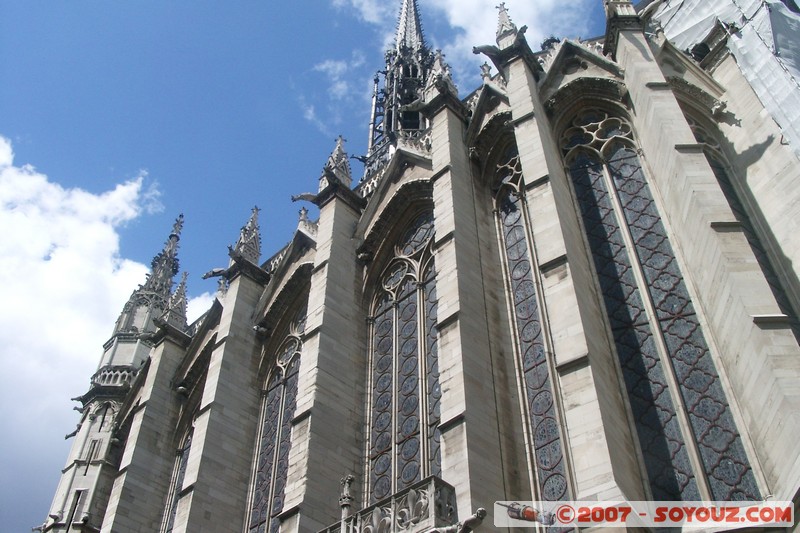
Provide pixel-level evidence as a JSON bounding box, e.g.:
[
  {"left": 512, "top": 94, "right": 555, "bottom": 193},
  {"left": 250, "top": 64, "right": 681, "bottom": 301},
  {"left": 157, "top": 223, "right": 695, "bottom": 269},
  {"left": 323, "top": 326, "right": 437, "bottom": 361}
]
[
  {"left": 248, "top": 306, "right": 306, "bottom": 533},
  {"left": 492, "top": 145, "right": 569, "bottom": 502},
  {"left": 163, "top": 428, "right": 192, "bottom": 533},
  {"left": 562, "top": 107, "right": 760, "bottom": 500},
  {"left": 367, "top": 211, "right": 441, "bottom": 503}
]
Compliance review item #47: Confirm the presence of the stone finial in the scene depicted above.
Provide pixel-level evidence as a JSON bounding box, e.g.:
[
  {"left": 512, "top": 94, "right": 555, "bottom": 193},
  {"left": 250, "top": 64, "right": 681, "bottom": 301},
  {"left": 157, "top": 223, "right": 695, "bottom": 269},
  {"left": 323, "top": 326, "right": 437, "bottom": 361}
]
[
  {"left": 320, "top": 136, "right": 352, "bottom": 190},
  {"left": 233, "top": 207, "right": 261, "bottom": 264},
  {"left": 425, "top": 49, "right": 458, "bottom": 99},
  {"left": 339, "top": 474, "right": 355, "bottom": 520},
  {"left": 496, "top": 3, "right": 518, "bottom": 44},
  {"left": 143, "top": 214, "right": 183, "bottom": 297},
  {"left": 161, "top": 272, "right": 189, "bottom": 330},
  {"left": 480, "top": 62, "right": 493, "bottom": 82}
]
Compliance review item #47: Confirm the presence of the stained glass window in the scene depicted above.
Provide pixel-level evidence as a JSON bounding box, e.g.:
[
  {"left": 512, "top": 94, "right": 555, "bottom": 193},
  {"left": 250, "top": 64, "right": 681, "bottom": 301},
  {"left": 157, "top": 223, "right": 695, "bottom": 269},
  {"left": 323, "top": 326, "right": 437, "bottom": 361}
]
[
  {"left": 562, "top": 109, "right": 760, "bottom": 500},
  {"left": 368, "top": 212, "right": 440, "bottom": 504},
  {"left": 248, "top": 306, "right": 306, "bottom": 533},
  {"left": 164, "top": 429, "right": 192, "bottom": 533},
  {"left": 493, "top": 146, "right": 569, "bottom": 502}
]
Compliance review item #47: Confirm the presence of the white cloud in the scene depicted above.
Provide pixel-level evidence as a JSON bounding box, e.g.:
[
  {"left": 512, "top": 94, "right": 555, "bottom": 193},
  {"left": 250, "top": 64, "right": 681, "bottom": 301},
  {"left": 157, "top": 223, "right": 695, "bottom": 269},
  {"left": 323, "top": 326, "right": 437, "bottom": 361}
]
[
  {"left": 300, "top": 99, "right": 334, "bottom": 135},
  {"left": 187, "top": 291, "right": 216, "bottom": 324},
  {"left": 332, "top": 0, "right": 395, "bottom": 25},
  {"left": 0, "top": 135, "right": 160, "bottom": 526},
  {"left": 313, "top": 50, "right": 368, "bottom": 101}
]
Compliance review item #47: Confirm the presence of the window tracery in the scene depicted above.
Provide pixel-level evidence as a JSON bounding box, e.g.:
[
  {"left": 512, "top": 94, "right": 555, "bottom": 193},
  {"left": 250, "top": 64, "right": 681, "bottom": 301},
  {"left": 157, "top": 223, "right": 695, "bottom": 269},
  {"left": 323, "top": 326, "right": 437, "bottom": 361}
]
[
  {"left": 248, "top": 305, "right": 306, "bottom": 533},
  {"left": 562, "top": 108, "right": 760, "bottom": 500},
  {"left": 367, "top": 212, "right": 440, "bottom": 504},
  {"left": 492, "top": 145, "right": 569, "bottom": 502}
]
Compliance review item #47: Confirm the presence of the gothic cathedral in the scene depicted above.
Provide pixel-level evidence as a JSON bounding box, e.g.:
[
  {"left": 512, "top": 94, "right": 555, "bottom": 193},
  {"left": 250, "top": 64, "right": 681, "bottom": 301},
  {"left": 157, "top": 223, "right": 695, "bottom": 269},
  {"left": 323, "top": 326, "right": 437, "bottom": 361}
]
[{"left": 42, "top": 1, "right": 800, "bottom": 531}]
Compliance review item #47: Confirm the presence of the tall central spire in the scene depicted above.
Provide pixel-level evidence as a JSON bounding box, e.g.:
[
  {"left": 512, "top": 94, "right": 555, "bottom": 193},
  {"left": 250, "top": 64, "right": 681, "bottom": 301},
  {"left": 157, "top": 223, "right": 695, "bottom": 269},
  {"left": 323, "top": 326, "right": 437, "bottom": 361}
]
[
  {"left": 364, "top": 0, "right": 435, "bottom": 175},
  {"left": 396, "top": 0, "right": 425, "bottom": 51}
]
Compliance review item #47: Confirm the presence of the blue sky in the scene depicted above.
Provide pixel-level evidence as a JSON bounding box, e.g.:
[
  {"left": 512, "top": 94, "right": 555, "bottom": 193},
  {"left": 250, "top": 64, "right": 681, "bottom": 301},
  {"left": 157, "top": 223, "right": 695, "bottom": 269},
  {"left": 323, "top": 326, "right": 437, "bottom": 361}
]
[{"left": 0, "top": 1, "right": 605, "bottom": 529}]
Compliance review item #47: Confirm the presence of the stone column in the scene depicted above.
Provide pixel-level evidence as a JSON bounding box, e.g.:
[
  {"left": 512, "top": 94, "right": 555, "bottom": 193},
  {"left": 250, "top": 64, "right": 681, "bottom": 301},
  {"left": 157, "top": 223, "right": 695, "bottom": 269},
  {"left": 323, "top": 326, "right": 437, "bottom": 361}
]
[
  {"left": 428, "top": 95, "right": 507, "bottom": 523},
  {"left": 176, "top": 271, "right": 264, "bottom": 532},
  {"left": 101, "top": 330, "right": 188, "bottom": 531},
  {"left": 284, "top": 185, "right": 366, "bottom": 532}
]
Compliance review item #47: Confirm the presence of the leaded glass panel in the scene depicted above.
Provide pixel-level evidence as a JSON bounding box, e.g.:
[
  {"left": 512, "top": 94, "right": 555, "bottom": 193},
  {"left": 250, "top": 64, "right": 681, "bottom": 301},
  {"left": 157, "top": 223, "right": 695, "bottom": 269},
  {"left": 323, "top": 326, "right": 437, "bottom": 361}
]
[
  {"left": 494, "top": 149, "right": 569, "bottom": 502},
  {"left": 164, "top": 430, "right": 192, "bottom": 533},
  {"left": 248, "top": 306, "right": 306, "bottom": 533},
  {"left": 367, "top": 212, "right": 440, "bottom": 504},
  {"left": 563, "top": 109, "right": 760, "bottom": 500}
]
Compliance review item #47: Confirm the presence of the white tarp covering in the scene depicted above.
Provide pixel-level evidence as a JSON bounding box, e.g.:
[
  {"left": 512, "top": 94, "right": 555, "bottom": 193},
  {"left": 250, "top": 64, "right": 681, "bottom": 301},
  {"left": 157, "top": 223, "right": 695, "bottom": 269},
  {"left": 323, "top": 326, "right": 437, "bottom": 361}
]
[{"left": 652, "top": 0, "right": 800, "bottom": 157}]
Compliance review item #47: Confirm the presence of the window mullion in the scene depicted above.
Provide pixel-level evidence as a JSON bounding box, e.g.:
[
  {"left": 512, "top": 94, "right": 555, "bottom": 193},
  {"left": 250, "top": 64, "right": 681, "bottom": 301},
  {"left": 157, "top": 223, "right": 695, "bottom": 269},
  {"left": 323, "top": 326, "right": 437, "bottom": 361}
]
[
  {"left": 391, "top": 298, "right": 399, "bottom": 497},
  {"left": 416, "top": 277, "right": 429, "bottom": 478}
]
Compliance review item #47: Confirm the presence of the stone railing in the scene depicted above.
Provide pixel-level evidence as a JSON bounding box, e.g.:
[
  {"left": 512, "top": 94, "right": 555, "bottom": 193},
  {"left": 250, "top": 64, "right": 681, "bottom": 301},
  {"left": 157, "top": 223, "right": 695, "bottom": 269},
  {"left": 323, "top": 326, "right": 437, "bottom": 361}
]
[
  {"left": 319, "top": 476, "right": 457, "bottom": 533},
  {"left": 91, "top": 365, "right": 138, "bottom": 388}
]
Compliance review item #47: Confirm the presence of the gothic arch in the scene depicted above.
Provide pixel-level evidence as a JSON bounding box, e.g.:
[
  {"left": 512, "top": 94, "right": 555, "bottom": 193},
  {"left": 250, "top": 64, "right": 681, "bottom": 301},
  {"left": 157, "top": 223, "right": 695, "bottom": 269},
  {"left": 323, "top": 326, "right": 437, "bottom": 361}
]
[
  {"left": 246, "top": 298, "right": 308, "bottom": 533},
  {"left": 482, "top": 136, "right": 572, "bottom": 503},
  {"left": 469, "top": 111, "right": 513, "bottom": 180},
  {"left": 363, "top": 209, "right": 441, "bottom": 504},
  {"left": 358, "top": 180, "right": 434, "bottom": 289},
  {"left": 547, "top": 77, "right": 630, "bottom": 135},
  {"left": 559, "top": 103, "right": 761, "bottom": 501}
]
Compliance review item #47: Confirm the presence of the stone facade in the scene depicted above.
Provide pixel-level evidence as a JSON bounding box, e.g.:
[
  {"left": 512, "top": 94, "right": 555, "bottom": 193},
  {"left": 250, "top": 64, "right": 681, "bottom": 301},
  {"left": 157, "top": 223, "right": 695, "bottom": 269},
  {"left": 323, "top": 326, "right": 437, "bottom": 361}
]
[{"left": 41, "top": 1, "right": 800, "bottom": 531}]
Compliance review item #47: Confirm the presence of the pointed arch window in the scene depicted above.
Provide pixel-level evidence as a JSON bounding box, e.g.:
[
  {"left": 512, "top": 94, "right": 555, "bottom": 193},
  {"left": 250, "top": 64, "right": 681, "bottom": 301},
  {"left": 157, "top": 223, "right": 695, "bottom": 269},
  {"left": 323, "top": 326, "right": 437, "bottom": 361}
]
[
  {"left": 163, "top": 428, "right": 192, "bottom": 533},
  {"left": 562, "top": 108, "right": 760, "bottom": 500},
  {"left": 367, "top": 211, "right": 441, "bottom": 504},
  {"left": 492, "top": 144, "right": 569, "bottom": 502},
  {"left": 248, "top": 306, "right": 306, "bottom": 533}
]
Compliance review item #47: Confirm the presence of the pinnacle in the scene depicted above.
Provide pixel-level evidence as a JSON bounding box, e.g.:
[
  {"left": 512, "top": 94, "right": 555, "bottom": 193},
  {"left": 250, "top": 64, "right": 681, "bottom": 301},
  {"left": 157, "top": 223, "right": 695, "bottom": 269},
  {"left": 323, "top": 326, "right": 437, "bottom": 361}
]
[
  {"left": 143, "top": 214, "right": 183, "bottom": 296},
  {"left": 323, "top": 135, "right": 352, "bottom": 187},
  {"left": 496, "top": 2, "right": 518, "bottom": 41},
  {"left": 162, "top": 272, "right": 189, "bottom": 330},
  {"left": 233, "top": 207, "right": 261, "bottom": 264}
]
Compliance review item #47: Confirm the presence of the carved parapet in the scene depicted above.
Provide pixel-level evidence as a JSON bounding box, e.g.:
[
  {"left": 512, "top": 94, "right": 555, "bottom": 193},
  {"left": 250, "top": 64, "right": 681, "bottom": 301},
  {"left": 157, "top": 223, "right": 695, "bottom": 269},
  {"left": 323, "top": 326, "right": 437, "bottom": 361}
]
[
  {"left": 91, "top": 365, "right": 138, "bottom": 388},
  {"left": 318, "top": 476, "right": 457, "bottom": 533},
  {"left": 397, "top": 129, "right": 432, "bottom": 156}
]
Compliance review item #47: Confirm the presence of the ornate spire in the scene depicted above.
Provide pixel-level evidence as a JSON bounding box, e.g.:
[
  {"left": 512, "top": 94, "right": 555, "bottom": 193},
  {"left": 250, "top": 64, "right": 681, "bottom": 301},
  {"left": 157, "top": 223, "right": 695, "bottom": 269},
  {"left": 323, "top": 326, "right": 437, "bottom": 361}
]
[
  {"left": 161, "top": 272, "right": 188, "bottom": 330},
  {"left": 396, "top": 0, "right": 426, "bottom": 51},
  {"left": 496, "top": 3, "right": 518, "bottom": 44},
  {"left": 233, "top": 207, "right": 261, "bottom": 264},
  {"left": 112, "top": 215, "right": 182, "bottom": 336},
  {"left": 363, "top": 0, "right": 435, "bottom": 176},
  {"left": 320, "top": 135, "right": 352, "bottom": 190},
  {"left": 142, "top": 214, "right": 183, "bottom": 299}
]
